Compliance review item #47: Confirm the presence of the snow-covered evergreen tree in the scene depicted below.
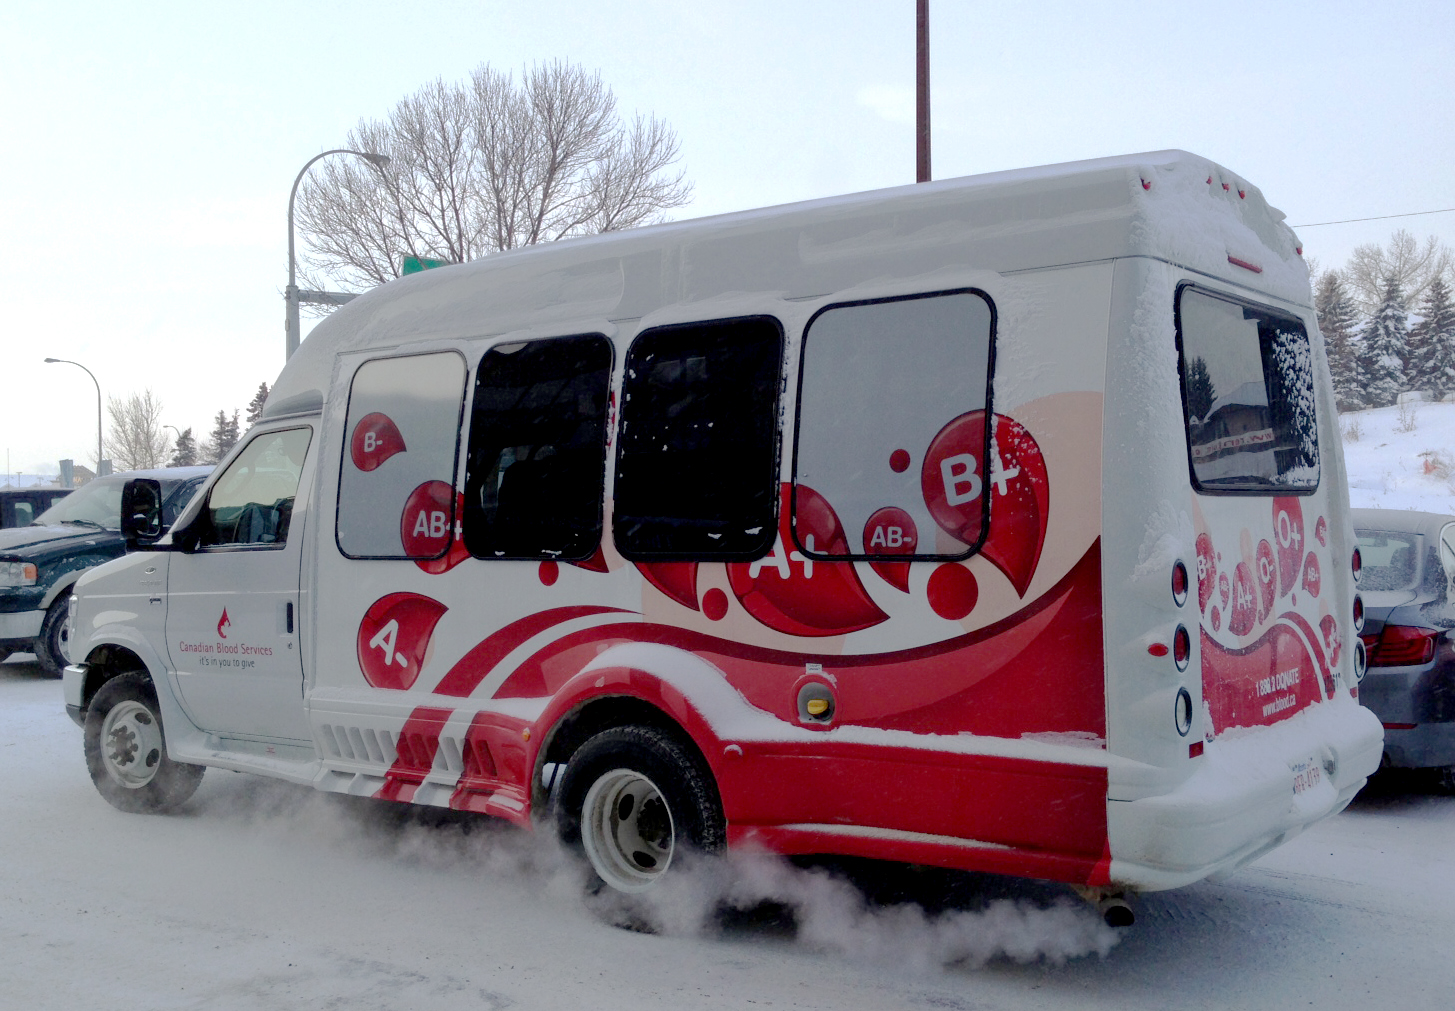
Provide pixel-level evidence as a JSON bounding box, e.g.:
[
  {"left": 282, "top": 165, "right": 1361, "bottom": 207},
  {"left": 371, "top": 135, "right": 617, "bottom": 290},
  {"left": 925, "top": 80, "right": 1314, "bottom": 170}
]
[
  {"left": 1408, "top": 277, "right": 1455, "bottom": 399},
  {"left": 1316, "top": 270, "right": 1364, "bottom": 411},
  {"left": 1358, "top": 274, "right": 1410, "bottom": 408}
]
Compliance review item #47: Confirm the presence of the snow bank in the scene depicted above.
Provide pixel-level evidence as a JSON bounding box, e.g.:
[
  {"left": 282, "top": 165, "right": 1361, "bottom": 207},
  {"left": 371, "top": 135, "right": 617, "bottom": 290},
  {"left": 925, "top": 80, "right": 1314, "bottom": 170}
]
[{"left": 1341, "top": 401, "right": 1455, "bottom": 514}]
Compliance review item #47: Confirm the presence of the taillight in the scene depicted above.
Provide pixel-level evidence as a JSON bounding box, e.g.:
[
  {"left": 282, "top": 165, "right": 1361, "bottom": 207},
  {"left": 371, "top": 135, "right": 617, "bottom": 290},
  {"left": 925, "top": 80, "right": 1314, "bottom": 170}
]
[
  {"left": 1352, "top": 547, "right": 1362, "bottom": 584},
  {"left": 1172, "top": 625, "right": 1191, "bottom": 671},
  {"left": 1353, "top": 595, "right": 1364, "bottom": 633},
  {"left": 1171, "top": 561, "right": 1188, "bottom": 606},
  {"left": 1365, "top": 625, "right": 1440, "bottom": 667}
]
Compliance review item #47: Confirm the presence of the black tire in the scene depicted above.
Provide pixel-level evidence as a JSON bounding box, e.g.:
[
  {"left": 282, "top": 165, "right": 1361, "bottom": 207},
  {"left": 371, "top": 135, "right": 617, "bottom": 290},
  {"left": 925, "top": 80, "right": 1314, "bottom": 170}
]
[
  {"left": 84, "top": 672, "right": 204, "bottom": 813},
  {"left": 555, "top": 725, "right": 725, "bottom": 893},
  {"left": 35, "top": 598, "right": 71, "bottom": 677}
]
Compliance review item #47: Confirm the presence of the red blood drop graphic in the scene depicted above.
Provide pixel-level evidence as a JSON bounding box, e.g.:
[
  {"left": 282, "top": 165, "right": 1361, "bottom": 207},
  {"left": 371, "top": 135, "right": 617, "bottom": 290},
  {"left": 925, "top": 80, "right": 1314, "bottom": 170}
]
[
  {"left": 350, "top": 412, "right": 407, "bottom": 471},
  {"left": 927, "top": 564, "right": 979, "bottom": 620},
  {"left": 1218, "top": 572, "right": 1230, "bottom": 609},
  {"left": 1255, "top": 539, "right": 1276, "bottom": 623},
  {"left": 399, "top": 481, "right": 455, "bottom": 558},
  {"left": 921, "top": 411, "right": 1049, "bottom": 596},
  {"left": 1301, "top": 551, "right": 1321, "bottom": 598},
  {"left": 727, "top": 485, "right": 888, "bottom": 637},
  {"left": 1228, "top": 562, "right": 1257, "bottom": 636},
  {"left": 636, "top": 562, "right": 700, "bottom": 611},
  {"left": 539, "top": 561, "right": 559, "bottom": 586},
  {"left": 571, "top": 545, "right": 610, "bottom": 573},
  {"left": 1196, "top": 533, "right": 1217, "bottom": 612},
  {"left": 1211, "top": 606, "right": 1221, "bottom": 631},
  {"left": 356, "top": 592, "right": 448, "bottom": 690},
  {"left": 889, "top": 449, "right": 911, "bottom": 474},
  {"left": 1273, "top": 497, "right": 1305, "bottom": 598},
  {"left": 864, "top": 506, "right": 917, "bottom": 593},
  {"left": 702, "top": 588, "right": 729, "bottom": 621},
  {"left": 1314, "top": 515, "right": 1328, "bottom": 547},
  {"left": 414, "top": 491, "right": 470, "bottom": 575},
  {"left": 1320, "top": 613, "right": 1342, "bottom": 667}
]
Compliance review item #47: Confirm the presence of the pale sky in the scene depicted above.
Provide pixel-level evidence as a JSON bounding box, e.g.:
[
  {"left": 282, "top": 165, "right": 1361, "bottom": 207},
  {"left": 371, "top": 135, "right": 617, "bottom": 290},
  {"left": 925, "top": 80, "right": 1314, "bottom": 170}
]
[{"left": 2, "top": 0, "right": 1452, "bottom": 478}]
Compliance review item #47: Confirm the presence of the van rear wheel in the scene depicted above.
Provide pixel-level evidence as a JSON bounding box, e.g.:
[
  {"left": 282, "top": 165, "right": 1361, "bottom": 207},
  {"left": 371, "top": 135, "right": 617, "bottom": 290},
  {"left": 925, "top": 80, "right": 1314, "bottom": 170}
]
[
  {"left": 84, "top": 672, "right": 204, "bottom": 813},
  {"left": 555, "top": 725, "right": 724, "bottom": 893}
]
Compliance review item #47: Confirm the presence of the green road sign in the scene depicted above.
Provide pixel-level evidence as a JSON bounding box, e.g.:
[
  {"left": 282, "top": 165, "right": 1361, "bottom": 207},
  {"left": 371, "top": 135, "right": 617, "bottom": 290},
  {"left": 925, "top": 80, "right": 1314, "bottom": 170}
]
[{"left": 401, "top": 255, "right": 455, "bottom": 275}]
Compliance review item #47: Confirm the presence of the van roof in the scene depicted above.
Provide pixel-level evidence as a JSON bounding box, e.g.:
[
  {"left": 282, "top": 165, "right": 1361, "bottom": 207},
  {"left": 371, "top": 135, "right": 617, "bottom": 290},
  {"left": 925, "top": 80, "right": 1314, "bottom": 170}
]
[{"left": 265, "top": 149, "right": 1308, "bottom": 419}]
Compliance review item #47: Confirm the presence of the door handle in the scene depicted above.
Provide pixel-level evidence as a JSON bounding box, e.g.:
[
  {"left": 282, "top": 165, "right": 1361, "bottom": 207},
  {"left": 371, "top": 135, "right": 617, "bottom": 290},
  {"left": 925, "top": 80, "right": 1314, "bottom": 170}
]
[{"left": 279, "top": 600, "right": 295, "bottom": 634}]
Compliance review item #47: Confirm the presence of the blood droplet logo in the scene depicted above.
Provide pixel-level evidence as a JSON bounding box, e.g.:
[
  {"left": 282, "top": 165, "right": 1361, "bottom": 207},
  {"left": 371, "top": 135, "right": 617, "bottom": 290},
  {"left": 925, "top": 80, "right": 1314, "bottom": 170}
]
[
  {"left": 1228, "top": 562, "right": 1258, "bottom": 636},
  {"left": 728, "top": 485, "right": 888, "bottom": 637},
  {"left": 1256, "top": 539, "right": 1276, "bottom": 623},
  {"left": 400, "top": 481, "right": 455, "bottom": 558},
  {"left": 414, "top": 491, "right": 471, "bottom": 575},
  {"left": 863, "top": 506, "right": 917, "bottom": 592},
  {"left": 1273, "top": 497, "right": 1305, "bottom": 598},
  {"left": 216, "top": 608, "right": 231, "bottom": 639},
  {"left": 1196, "top": 533, "right": 1217, "bottom": 612},
  {"left": 1301, "top": 551, "right": 1321, "bottom": 598},
  {"left": 1320, "top": 613, "right": 1342, "bottom": 667},
  {"left": 357, "top": 592, "right": 448, "bottom": 690},
  {"left": 921, "top": 411, "right": 1049, "bottom": 596},
  {"left": 350, "top": 413, "right": 407, "bottom": 472},
  {"left": 636, "top": 562, "right": 700, "bottom": 611}
]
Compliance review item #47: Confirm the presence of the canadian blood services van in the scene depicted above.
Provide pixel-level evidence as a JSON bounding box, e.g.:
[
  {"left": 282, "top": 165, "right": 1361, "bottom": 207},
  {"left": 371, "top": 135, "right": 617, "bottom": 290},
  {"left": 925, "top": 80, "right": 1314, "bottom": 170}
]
[{"left": 64, "top": 150, "right": 1383, "bottom": 915}]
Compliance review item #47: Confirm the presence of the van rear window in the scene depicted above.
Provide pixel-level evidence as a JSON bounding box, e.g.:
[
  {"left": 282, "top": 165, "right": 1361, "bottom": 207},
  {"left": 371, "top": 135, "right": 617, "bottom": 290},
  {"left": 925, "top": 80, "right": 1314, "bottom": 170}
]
[
  {"left": 613, "top": 317, "right": 783, "bottom": 560},
  {"left": 463, "top": 334, "right": 612, "bottom": 560},
  {"left": 1177, "top": 287, "right": 1319, "bottom": 493}
]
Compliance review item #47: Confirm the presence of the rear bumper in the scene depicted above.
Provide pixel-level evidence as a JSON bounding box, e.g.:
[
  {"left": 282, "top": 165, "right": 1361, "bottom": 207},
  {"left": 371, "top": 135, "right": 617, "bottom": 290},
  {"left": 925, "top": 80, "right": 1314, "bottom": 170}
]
[
  {"left": 1106, "top": 698, "right": 1384, "bottom": 891},
  {"left": 1381, "top": 721, "right": 1455, "bottom": 769}
]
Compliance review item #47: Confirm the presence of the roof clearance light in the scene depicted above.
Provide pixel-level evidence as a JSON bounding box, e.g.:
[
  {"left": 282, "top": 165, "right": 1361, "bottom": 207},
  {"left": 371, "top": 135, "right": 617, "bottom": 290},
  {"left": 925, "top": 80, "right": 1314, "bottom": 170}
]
[
  {"left": 1238, "top": 189, "right": 1246, "bottom": 199},
  {"left": 1172, "top": 561, "right": 1189, "bottom": 606},
  {"left": 1142, "top": 178, "right": 1151, "bottom": 190},
  {"left": 1228, "top": 255, "right": 1264, "bottom": 274},
  {"left": 1173, "top": 625, "right": 1191, "bottom": 671}
]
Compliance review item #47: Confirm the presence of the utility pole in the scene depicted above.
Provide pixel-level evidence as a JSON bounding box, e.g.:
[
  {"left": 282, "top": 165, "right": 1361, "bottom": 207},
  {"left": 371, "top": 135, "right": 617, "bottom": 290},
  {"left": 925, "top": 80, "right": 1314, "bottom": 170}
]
[{"left": 916, "top": 0, "right": 931, "bottom": 183}]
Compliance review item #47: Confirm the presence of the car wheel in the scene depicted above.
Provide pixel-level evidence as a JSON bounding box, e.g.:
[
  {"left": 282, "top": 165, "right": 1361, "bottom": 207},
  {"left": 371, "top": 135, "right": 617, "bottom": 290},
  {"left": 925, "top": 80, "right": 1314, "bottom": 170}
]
[
  {"left": 555, "top": 725, "right": 725, "bottom": 893},
  {"left": 34, "top": 597, "right": 71, "bottom": 677},
  {"left": 84, "top": 672, "right": 204, "bottom": 813}
]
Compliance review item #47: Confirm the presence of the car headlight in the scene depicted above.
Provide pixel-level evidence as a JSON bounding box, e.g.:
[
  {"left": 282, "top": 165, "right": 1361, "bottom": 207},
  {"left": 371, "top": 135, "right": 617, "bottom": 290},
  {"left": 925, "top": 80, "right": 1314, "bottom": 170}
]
[{"left": 0, "top": 561, "right": 38, "bottom": 587}]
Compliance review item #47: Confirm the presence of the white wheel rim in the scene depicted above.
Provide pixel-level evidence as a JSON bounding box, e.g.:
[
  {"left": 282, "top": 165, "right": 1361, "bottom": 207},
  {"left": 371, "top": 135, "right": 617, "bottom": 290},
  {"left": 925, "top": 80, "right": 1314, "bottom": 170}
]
[
  {"left": 581, "top": 768, "right": 675, "bottom": 892},
  {"left": 100, "top": 700, "right": 164, "bottom": 789}
]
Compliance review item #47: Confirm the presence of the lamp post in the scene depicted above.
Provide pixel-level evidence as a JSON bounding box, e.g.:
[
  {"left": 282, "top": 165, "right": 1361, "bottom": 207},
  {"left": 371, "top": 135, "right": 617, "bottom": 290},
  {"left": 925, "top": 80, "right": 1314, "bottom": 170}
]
[
  {"left": 286, "top": 149, "right": 391, "bottom": 361},
  {"left": 43, "top": 358, "right": 103, "bottom": 479}
]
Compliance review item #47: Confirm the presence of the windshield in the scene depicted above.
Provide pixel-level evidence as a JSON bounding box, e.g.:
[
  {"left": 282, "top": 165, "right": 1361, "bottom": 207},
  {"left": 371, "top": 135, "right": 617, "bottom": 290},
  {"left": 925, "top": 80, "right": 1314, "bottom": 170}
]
[{"left": 34, "top": 479, "right": 125, "bottom": 529}]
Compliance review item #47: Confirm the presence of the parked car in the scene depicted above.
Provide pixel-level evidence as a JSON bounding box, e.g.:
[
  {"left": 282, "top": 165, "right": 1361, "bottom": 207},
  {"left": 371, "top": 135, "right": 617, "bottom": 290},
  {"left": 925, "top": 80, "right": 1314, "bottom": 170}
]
[
  {"left": 1351, "top": 507, "right": 1455, "bottom": 789},
  {"left": 0, "top": 467, "right": 210, "bottom": 672},
  {"left": 0, "top": 487, "right": 72, "bottom": 529}
]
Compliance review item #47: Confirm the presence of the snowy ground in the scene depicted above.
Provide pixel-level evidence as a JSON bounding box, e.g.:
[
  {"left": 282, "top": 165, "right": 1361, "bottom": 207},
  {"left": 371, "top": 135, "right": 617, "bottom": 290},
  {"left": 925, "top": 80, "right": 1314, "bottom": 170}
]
[
  {"left": 1342, "top": 399, "right": 1455, "bottom": 514},
  {"left": 3, "top": 655, "right": 1453, "bottom": 1011}
]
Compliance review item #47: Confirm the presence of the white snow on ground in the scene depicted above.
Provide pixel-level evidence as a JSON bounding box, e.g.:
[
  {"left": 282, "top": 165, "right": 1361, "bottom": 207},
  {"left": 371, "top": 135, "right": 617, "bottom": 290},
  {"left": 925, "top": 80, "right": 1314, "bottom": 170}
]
[
  {"left": 1341, "top": 400, "right": 1455, "bottom": 514},
  {"left": 3, "top": 657, "right": 1455, "bottom": 1010}
]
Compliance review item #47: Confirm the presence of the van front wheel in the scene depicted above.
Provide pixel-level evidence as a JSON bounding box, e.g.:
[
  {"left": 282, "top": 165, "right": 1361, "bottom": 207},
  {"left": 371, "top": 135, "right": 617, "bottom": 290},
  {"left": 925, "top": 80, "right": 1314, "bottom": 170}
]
[
  {"left": 84, "top": 672, "right": 204, "bottom": 813},
  {"left": 555, "top": 726, "right": 724, "bottom": 893}
]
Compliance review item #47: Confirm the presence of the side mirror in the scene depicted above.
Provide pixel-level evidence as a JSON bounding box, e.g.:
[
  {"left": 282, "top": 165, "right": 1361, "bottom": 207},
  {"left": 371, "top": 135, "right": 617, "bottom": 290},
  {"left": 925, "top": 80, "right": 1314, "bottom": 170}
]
[{"left": 121, "top": 479, "right": 163, "bottom": 549}]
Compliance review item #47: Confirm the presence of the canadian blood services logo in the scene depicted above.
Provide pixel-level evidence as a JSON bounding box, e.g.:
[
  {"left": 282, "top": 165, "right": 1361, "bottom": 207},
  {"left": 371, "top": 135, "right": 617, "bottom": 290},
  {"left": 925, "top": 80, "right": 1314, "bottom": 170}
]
[
  {"left": 217, "top": 608, "right": 231, "bottom": 639},
  {"left": 357, "top": 592, "right": 448, "bottom": 690}
]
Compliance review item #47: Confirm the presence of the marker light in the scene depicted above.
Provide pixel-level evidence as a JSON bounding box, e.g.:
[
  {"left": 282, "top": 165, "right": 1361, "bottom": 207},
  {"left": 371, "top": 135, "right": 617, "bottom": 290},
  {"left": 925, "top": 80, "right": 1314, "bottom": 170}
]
[{"left": 1171, "top": 561, "right": 1189, "bottom": 607}]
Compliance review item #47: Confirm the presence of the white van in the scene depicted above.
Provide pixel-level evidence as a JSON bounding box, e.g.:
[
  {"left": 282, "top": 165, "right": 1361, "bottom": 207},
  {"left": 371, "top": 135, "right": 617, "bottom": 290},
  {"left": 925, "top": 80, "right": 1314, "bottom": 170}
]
[{"left": 64, "top": 150, "right": 1382, "bottom": 911}]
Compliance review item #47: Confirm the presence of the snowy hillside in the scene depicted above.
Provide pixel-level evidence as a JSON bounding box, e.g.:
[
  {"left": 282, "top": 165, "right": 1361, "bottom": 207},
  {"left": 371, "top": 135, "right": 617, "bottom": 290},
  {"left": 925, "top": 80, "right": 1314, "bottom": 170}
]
[{"left": 1341, "top": 400, "right": 1455, "bottom": 515}]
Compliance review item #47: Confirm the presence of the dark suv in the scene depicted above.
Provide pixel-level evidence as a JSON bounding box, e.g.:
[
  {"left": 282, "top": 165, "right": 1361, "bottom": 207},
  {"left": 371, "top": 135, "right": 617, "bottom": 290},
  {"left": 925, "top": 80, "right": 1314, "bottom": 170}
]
[
  {"left": 0, "top": 487, "right": 72, "bottom": 528},
  {"left": 0, "top": 467, "right": 210, "bottom": 673}
]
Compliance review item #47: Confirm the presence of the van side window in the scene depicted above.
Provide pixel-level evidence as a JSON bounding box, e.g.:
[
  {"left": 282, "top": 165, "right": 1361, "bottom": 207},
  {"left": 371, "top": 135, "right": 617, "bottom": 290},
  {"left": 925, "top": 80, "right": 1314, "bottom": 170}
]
[
  {"left": 337, "top": 352, "right": 467, "bottom": 559},
  {"left": 463, "top": 335, "right": 612, "bottom": 560},
  {"left": 793, "top": 291, "right": 995, "bottom": 559},
  {"left": 1177, "top": 287, "right": 1319, "bottom": 493},
  {"left": 202, "top": 428, "right": 312, "bottom": 548},
  {"left": 614, "top": 317, "right": 783, "bottom": 559}
]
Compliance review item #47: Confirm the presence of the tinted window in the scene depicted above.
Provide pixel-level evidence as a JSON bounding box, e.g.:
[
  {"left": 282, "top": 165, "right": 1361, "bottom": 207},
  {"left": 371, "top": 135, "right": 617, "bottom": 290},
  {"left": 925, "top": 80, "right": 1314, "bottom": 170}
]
[
  {"left": 463, "top": 335, "right": 612, "bottom": 560},
  {"left": 1178, "top": 287, "right": 1319, "bottom": 492},
  {"left": 13, "top": 502, "right": 33, "bottom": 526},
  {"left": 794, "top": 290, "right": 994, "bottom": 559},
  {"left": 338, "top": 352, "right": 466, "bottom": 559},
  {"left": 614, "top": 317, "right": 783, "bottom": 559},
  {"left": 204, "top": 429, "right": 312, "bottom": 548}
]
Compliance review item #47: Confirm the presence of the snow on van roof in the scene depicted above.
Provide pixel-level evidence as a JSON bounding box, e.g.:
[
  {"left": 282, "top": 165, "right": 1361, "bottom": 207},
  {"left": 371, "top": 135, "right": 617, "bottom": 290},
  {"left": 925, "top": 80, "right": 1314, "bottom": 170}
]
[{"left": 266, "top": 149, "right": 1308, "bottom": 418}]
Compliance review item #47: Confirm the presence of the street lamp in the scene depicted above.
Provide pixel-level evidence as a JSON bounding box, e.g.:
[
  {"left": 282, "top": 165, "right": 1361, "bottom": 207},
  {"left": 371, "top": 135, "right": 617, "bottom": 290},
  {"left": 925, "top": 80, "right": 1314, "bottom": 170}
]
[
  {"left": 43, "top": 358, "right": 103, "bottom": 479},
  {"left": 286, "top": 148, "right": 391, "bottom": 361}
]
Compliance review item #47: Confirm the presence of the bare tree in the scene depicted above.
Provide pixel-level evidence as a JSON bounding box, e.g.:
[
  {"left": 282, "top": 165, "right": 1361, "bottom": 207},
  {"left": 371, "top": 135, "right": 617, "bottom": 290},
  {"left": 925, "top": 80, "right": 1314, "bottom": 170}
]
[
  {"left": 105, "top": 390, "right": 170, "bottom": 471},
  {"left": 296, "top": 61, "right": 692, "bottom": 293},
  {"left": 1341, "top": 229, "right": 1455, "bottom": 317}
]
